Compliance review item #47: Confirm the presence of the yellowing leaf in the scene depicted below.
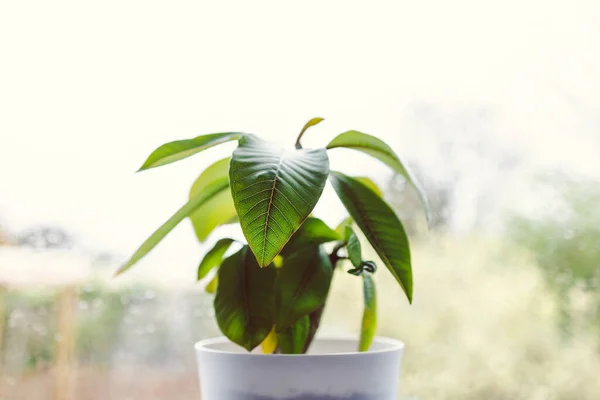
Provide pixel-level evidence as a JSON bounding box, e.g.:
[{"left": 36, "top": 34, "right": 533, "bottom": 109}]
[
  {"left": 189, "top": 158, "right": 238, "bottom": 242},
  {"left": 359, "top": 274, "right": 377, "bottom": 352},
  {"left": 261, "top": 327, "right": 278, "bottom": 354},
  {"left": 205, "top": 275, "right": 218, "bottom": 294},
  {"left": 354, "top": 177, "right": 383, "bottom": 197},
  {"left": 295, "top": 117, "right": 325, "bottom": 149}
]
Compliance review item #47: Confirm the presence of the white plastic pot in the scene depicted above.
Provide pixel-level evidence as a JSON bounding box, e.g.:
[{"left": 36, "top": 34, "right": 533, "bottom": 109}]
[{"left": 195, "top": 336, "right": 405, "bottom": 400}]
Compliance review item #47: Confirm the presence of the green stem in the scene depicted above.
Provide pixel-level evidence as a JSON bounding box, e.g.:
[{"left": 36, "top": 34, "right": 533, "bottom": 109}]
[
  {"left": 302, "top": 243, "right": 346, "bottom": 353},
  {"left": 295, "top": 132, "right": 305, "bottom": 149},
  {"left": 295, "top": 117, "right": 325, "bottom": 149}
]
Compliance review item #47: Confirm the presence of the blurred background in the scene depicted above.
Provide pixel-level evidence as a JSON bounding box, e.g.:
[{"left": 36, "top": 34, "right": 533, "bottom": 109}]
[{"left": 1, "top": 1, "right": 600, "bottom": 399}]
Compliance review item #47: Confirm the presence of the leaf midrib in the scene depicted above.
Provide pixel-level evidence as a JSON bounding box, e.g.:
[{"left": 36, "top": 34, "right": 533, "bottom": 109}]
[
  {"left": 261, "top": 152, "right": 285, "bottom": 266},
  {"left": 336, "top": 176, "right": 408, "bottom": 295}
]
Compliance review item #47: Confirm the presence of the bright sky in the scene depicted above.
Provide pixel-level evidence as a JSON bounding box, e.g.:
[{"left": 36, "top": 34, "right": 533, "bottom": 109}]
[{"left": 1, "top": 0, "right": 599, "bottom": 282}]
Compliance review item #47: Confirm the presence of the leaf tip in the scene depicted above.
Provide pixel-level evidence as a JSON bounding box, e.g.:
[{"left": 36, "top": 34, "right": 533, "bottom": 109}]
[
  {"left": 424, "top": 211, "right": 433, "bottom": 230},
  {"left": 242, "top": 341, "right": 257, "bottom": 352},
  {"left": 257, "top": 252, "right": 277, "bottom": 268},
  {"left": 261, "top": 327, "right": 278, "bottom": 354},
  {"left": 114, "top": 256, "right": 139, "bottom": 277},
  {"left": 136, "top": 157, "right": 157, "bottom": 172},
  {"left": 113, "top": 264, "right": 128, "bottom": 278}
]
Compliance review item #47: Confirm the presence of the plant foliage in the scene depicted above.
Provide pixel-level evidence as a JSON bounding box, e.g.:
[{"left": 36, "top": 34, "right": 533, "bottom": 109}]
[{"left": 120, "top": 118, "right": 427, "bottom": 353}]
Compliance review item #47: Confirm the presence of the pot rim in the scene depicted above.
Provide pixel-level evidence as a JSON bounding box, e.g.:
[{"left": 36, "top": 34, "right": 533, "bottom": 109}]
[{"left": 195, "top": 335, "right": 404, "bottom": 358}]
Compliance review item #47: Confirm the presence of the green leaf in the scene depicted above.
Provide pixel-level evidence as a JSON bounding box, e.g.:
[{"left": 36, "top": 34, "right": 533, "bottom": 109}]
[
  {"left": 205, "top": 275, "right": 218, "bottom": 294},
  {"left": 214, "top": 246, "right": 276, "bottom": 351},
  {"left": 354, "top": 177, "right": 383, "bottom": 197},
  {"left": 138, "top": 132, "right": 244, "bottom": 171},
  {"left": 335, "top": 215, "right": 353, "bottom": 237},
  {"left": 344, "top": 226, "right": 362, "bottom": 268},
  {"left": 282, "top": 217, "right": 341, "bottom": 256},
  {"left": 327, "top": 130, "right": 430, "bottom": 224},
  {"left": 189, "top": 157, "right": 238, "bottom": 242},
  {"left": 303, "top": 304, "right": 326, "bottom": 353},
  {"left": 277, "top": 315, "right": 310, "bottom": 354},
  {"left": 230, "top": 134, "right": 330, "bottom": 267},
  {"left": 329, "top": 171, "right": 413, "bottom": 303},
  {"left": 274, "top": 245, "right": 333, "bottom": 331},
  {"left": 295, "top": 117, "right": 325, "bottom": 149},
  {"left": 197, "top": 238, "right": 235, "bottom": 280},
  {"left": 359, "top": 273, "right": 377, "bottom": 352},
  {"left": 116, "top": 176, "right": 230, "bottom": 276}
]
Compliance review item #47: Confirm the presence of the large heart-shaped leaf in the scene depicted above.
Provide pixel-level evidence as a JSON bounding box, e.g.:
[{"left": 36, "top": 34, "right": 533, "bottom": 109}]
[
  {"left": 189, "top": 158, "right": 237, "bottom": 242},
  {"left": 116, "top": 175, "right": 230, "bottom": 276},
  {"left": 230, "top": 134, "right": 329, "bottom": 267},
  {"left": 277, "top": 315, "right": 310, "bottom": 354},
  {"left": 197, "top": 238, "right": 235, "bottom": 280},
  {"left": 359, "top": 273, "right": 377, "bottom": 352},
  {"left": 214, "top": 246, "right": 276, "bottom": 351},
  {"left": 274, "top": 245, "right": 333, "bottom": 331},
  {"left": 329, "top": 171, "right": 413, "bottom": 303},
  {"left": 281, "top": 217, "right": 340, "bottom": 256},
  {"left": 138, "top": 132, "right": 244, "bottom": 171},
  {"left": 327, "top": 130, "right": 430, "bottom": 223}
]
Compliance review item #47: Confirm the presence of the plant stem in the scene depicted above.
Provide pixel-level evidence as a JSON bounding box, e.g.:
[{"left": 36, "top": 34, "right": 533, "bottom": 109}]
[
  {"left": 329, "top": 242, "right": 346, "bottom": 267},
  {"left": 302, "top": 243, "right": 347, "bottom": 353},
  {"left": 295, "top": 117, "right": 325, "bottom": 149},
  {"left": 294, "top": 134, "right": 304, "bottom": 149}
]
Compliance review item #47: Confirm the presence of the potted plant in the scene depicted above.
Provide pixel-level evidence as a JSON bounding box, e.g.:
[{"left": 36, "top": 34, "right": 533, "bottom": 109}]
[{"left": 117, "top": 118, "right": 429, "bottom": 400}]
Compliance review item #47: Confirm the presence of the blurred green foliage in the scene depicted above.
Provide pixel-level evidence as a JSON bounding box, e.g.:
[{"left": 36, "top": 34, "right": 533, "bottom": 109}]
[
  {"left": 76, "top": 282, "right": 140, "bottom": 365},
  {"left": 2, "top": 288, "right": 56, "bottom": 369},
  {"left": 0, "top": 282, "right": 214, "bottom": 370},
  {"left": 508, "top": 173, "right": 600, "bottom": 335}
]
